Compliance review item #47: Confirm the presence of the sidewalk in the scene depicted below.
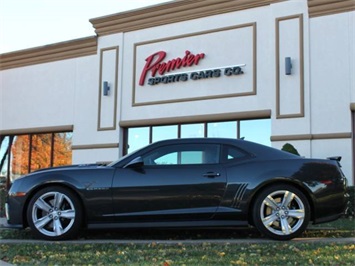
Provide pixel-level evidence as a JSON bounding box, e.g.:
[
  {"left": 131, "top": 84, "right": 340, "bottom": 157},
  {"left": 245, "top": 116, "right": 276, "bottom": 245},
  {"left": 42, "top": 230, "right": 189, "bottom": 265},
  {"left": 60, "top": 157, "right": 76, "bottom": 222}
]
[
  {"left": 0, "top": 218, "right": 8, "bottom": 228},
  {"left": 0, "top": 261, "right": 12, "bottom": 266}
]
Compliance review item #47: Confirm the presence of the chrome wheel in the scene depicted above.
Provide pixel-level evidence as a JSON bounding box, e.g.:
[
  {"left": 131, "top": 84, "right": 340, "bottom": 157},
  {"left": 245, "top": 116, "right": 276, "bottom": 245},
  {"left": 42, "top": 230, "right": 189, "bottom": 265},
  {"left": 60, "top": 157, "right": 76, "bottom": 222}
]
[
  {"left": 260, "top": 190, "right": 305, "bottom": 236},
  {"left": 31, "top": 191, "right": 75, "bottom": 237},
  {"left": 253, "top": 185, "right": 310, "bottom": 240},
  {"left": 27, "top": 186, "right": 82, "bottom": 240}
]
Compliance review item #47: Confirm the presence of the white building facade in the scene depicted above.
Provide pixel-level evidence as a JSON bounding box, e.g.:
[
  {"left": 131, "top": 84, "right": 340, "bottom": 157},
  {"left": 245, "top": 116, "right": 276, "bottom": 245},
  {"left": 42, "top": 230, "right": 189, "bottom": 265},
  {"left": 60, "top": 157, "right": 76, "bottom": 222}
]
[{"left": 1, "top": 0, "right": 354, "bottom": 185}]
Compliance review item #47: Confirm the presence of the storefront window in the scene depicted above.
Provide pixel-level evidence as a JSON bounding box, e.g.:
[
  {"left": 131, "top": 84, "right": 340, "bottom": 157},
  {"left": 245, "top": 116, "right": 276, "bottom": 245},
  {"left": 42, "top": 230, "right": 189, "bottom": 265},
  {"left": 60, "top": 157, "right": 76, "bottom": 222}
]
[
  {"left": 0, "top": 131, "right": 72, "bottom": 183},
  {"left": 30, "top": 134, "right": 52, "bottom": 172},
  {"left": 240, "top": 119, "right": 271, "bottom": 146},
  {"left": 0, "top": 137, "right": 11, "bottom": 186},
  {"left": 152, "top": 125, "right": 178, "bottom": 143},
  {"left": 207, "top": 121, "right": 237, "bottom": 138},
  {"left": 181, "top": 123, "right": 204, "bottom": 138},
  {"left": 127, "top": 127, "right": 150, "bottom": 154},
  {"left": 11, "top": 135, "right": 30, "bottom": 178},
  {"left": 53, "top": 133, "right": 73, "bottom": 167},
  {"left": 125, "top": 119, "right": 271, "bottom": 155}
]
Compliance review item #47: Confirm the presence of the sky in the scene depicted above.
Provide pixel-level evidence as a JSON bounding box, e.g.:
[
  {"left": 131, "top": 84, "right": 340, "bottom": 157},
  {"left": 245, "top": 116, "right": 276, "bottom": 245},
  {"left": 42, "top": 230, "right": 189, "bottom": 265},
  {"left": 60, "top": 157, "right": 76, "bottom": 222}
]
[{"left": 0, "top": 0, "right": 171, "bottom": 54}]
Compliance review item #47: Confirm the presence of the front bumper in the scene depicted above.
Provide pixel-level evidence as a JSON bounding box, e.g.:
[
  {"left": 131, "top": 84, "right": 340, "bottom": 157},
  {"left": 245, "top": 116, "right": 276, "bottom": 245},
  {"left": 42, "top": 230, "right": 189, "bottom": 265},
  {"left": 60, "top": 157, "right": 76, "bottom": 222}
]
[
  {"left": 2, "top": 204, "right": 22, "bottom": 229},
  {"left": 5, "top": 195, "right": 26, "bottom": 228}
]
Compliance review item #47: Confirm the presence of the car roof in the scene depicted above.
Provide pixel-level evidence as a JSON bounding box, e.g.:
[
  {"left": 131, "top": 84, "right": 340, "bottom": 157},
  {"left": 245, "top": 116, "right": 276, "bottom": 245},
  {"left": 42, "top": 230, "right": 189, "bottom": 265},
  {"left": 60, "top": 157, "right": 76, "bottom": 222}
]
[
  {"left": 112, "top": 138, "right": 298, "bottom": 167},
  {"left": 147, "top": 138, "right": 297, "bottom": 159}
]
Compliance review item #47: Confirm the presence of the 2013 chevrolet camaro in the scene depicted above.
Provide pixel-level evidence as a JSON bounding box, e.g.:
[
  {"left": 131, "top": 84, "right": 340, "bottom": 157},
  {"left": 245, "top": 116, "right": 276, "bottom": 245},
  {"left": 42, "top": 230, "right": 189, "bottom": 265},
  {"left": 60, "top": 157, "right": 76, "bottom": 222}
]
[{"left": 6, "top": 138, "right": 348, "bottom": 240}]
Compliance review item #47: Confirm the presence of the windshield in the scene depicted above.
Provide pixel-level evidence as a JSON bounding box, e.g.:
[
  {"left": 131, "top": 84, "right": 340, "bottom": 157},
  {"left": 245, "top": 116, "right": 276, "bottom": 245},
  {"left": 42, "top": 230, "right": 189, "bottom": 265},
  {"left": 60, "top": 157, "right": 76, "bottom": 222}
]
[{"left": 107, "top": 146, "right": 146, "bottom": 167}]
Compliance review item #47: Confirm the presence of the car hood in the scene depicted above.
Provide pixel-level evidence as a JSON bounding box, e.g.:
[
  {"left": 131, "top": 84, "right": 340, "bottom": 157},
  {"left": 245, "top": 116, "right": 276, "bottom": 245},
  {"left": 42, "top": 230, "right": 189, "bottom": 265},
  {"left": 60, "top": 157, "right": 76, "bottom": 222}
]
[{"left": 32, "top": 164, "right": 106, "bottom": 174}]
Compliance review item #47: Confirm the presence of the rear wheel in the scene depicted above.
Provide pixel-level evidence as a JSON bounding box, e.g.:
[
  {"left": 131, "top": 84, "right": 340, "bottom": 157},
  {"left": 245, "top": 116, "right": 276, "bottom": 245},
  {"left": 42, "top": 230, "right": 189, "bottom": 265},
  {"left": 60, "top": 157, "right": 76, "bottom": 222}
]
[
  {"left": 27, "top": 186, "right": 82, "bottom": 240},
  {"left": 252, "top": 184, "right": 310, "bottom": 240}
]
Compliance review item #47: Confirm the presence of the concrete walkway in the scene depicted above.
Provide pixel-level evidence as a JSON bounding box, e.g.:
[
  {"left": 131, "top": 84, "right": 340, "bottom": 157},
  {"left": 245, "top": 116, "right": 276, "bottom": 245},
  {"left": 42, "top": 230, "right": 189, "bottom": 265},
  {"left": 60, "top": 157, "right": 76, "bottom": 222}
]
[
  {"left": 0, "top": 218, "right": 8, "bottom": 229},
  {"left": 0, "top": 261, "right": 12, "bottom": 266}
]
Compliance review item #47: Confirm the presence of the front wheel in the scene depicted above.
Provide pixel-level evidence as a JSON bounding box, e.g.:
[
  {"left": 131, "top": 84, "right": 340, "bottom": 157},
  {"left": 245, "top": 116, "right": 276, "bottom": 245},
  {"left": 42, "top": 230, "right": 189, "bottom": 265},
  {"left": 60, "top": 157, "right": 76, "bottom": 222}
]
[
  {"left": 27, "top": 186, "right": 82, "bottom": 240},
  {"left": 252, "top": 184, "right": 310, "bottom": 240}
]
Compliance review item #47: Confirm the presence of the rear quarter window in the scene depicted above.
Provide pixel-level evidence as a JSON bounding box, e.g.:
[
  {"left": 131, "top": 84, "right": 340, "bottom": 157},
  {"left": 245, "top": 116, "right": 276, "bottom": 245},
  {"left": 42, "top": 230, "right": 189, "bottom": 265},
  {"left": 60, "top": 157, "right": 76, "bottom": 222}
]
[{"left": 222, "top": 144, "right": 251, "bottom": 163}]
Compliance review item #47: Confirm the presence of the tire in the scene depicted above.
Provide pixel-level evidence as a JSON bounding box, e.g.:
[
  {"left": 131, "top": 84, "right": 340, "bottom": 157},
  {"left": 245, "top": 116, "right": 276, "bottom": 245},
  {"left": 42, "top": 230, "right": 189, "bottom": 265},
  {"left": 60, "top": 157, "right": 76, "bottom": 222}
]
[
  {"left": 27, "top": 186, "right": 82, "bottom": 240},
  {"left": 252, "top": 184, "right": 310, "bottom": 240}
]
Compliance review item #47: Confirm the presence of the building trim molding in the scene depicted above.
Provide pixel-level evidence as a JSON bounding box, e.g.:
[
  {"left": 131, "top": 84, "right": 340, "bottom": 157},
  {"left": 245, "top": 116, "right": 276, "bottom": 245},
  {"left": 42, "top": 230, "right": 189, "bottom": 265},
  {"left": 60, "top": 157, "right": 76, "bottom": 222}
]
[
  {"left": 120, "top": 109, "right": 271, "bottom": 127},
  {"left": 0, "top": 125, "right": 74, "bottom": 136},
  {"left": 72, "top": 143, "right": 119, "bottom": 150},
  {"left": 275, "top": 14, "right": 305, "bottom": 119},
  {"left": 97, "top": 46, "right": 119, "bottom": 131},
  {"left": 271, "top": 132, "right": 352, "bottom": 141},
  {"left": 90, "top": 0, "right": 284, "bottom": 36},
  {"left": 0, "top": 36, "right": 97, "bottom": 70},
  {"left": 308, "top": 0, "right": 355, "bottom": 18}
]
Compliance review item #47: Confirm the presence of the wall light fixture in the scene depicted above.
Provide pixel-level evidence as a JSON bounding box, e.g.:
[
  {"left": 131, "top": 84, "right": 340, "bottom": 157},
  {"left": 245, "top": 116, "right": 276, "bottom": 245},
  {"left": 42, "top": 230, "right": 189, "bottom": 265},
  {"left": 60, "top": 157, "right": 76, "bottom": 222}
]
[
  {"left": 285, "top": 57, "right": 292, "bottom": 75},
  {"left": 103, "top": 81, "right": 110, "bottom": 96}
]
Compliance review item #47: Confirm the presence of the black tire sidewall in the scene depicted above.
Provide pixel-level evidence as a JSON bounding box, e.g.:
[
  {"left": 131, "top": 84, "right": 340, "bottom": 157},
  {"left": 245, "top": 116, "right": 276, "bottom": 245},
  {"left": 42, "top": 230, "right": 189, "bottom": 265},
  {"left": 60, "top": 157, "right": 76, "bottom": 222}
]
[
  {"left": 27, "top": 186, "right": 82, "bottom": 240},
  {"left": 252, "top": 184, "right": 310, "bottom": 240}
]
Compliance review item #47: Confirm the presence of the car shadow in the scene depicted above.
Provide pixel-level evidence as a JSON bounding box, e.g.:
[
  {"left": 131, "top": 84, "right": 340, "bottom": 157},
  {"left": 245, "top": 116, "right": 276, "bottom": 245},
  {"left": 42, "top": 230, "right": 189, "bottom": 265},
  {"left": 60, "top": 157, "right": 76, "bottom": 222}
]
[{"left": 78, "top": 227, "right": 263, "bottom": 240}]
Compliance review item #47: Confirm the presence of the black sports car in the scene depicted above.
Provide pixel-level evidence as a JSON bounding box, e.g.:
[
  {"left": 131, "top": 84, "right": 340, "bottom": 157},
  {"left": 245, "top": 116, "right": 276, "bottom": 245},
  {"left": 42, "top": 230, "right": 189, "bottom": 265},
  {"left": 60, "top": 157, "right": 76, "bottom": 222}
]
[{"left": 6, "top": 138, "right": 348, "bottom": 240}]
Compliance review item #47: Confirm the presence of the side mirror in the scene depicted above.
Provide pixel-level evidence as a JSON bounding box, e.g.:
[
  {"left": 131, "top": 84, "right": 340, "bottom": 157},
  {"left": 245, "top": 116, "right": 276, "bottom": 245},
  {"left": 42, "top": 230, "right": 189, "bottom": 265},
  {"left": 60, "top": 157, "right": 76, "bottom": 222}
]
[{"left": 123, "top": 156, "right": 144, "bottom": 169}]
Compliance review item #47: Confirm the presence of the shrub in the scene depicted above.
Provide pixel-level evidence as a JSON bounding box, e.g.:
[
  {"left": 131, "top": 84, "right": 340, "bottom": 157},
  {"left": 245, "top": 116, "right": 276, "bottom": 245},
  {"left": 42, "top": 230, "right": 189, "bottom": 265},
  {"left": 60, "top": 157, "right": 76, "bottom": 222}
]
[
  {"left": 281, "top": 143, "right": 300, "bottom": 156},
  {"left": 345, "top": 186, "right": 354, "bottom": 218},
  {"left": 0, "top": 186, "right": 5, "bottom": 217}
]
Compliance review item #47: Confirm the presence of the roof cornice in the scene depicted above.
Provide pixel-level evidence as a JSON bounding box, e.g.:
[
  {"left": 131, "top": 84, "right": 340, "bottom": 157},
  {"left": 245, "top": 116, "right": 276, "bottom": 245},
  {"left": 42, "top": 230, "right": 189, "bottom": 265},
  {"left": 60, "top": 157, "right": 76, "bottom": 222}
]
[
  {"left": 0, "top": 36, "right": 97, "bottom": 70},
  {"left": 90, "top": 0, "right": 285, "bottom": 36},
  {"left": 308, "top": 0, "right": 355, "bottom": 18}
]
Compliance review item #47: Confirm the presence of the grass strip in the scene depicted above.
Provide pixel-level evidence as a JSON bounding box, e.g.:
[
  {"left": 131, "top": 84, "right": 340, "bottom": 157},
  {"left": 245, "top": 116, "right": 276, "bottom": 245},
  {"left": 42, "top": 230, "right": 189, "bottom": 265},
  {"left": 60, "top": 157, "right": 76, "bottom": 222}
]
[{"left": 1, "top": 242, "right": 355, "bottom": 265}]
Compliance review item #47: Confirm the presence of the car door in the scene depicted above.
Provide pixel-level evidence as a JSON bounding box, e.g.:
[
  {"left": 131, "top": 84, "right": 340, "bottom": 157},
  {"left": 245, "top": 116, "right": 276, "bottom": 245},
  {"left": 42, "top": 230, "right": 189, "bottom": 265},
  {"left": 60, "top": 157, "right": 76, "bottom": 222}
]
[{"left": 111, "top": 143, "right": 227, "bottom": 222}]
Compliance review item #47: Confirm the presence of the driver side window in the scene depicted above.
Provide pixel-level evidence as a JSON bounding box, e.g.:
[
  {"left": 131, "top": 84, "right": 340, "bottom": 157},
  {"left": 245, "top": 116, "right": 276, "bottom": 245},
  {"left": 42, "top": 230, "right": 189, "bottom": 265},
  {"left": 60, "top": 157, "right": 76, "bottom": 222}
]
[{"left": 143, "top": 144, "right": 220, "bottom": 166}]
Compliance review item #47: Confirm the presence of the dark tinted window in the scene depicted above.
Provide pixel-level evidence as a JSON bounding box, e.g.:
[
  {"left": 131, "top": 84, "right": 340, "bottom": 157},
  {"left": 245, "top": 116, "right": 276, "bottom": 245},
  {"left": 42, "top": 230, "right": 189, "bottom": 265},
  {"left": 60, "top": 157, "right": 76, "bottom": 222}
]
[
  {"left": 143, "top": 144, "right": 220, "bottom": 166},
  {"left": 222, "top": 145, "right": 249, "bottom": 163}
]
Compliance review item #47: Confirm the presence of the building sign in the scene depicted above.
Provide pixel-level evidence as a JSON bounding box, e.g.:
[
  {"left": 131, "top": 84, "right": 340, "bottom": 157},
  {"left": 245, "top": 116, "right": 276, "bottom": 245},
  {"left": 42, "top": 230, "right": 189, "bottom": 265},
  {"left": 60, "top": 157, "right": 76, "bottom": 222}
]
[
  {"left": 139, "top": 50, "right": 205, "bottom": 86},
  {"left": 140, "top": 50, "right": 245, "bottom": 86},
  {"left": 133, "top": 23, "right": 256, "bottom": 106}
]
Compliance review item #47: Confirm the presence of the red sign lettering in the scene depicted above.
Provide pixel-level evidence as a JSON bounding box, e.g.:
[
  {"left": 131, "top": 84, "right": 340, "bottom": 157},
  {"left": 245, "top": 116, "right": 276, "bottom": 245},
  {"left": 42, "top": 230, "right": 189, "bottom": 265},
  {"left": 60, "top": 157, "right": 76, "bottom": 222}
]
[{"left": 139, "top": 50, "right": 205, "bottom": 86}]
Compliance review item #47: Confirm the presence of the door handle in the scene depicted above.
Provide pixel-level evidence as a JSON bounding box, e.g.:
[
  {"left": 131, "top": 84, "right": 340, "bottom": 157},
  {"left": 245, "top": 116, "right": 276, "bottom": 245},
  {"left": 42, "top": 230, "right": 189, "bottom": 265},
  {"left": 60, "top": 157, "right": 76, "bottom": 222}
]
[{"left": 203, "top": 172, "right": 221, "bottom": 178}]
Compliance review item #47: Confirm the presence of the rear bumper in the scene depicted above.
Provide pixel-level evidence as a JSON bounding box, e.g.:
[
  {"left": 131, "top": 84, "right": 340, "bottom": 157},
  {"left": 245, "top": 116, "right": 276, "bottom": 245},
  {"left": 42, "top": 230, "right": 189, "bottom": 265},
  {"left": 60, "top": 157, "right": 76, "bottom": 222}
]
[
  {"left": 313, "top": 213, "right": 344, "bottom": 224},
  {"left": 313, "top": 190, "right": 349, "bottom": 224}
]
